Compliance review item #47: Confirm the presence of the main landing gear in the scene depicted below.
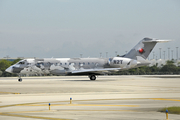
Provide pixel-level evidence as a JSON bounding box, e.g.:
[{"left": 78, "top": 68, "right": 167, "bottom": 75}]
[{"left": 89, "top": 75, "right": 96, "bottom": 80}]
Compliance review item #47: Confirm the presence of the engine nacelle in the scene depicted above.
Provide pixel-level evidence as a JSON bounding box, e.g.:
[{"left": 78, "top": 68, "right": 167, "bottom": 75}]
[{"left": 126, "top": 59, "right": 138, "bottom": 68}]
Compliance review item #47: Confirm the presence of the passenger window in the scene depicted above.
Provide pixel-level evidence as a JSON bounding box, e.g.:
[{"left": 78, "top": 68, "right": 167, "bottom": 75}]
[
  {"left": 83, "top": 62, "right": 85, "bottom": 65},
  {"left": 69, "top": 63, "right": 71, "bottom": 65},
  {"left": 65, "top": 63, "right": 67, "bottom": 65},
  {"left": 88, "top": 62, "right": 90, "bottom": 65},
  {"left": 60, "top": 63, "right": 62, "bottom": 65}
]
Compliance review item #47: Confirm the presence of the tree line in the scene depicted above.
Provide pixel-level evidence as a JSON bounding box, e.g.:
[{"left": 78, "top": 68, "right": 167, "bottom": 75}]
[
  {"left": 115, "top": 60, "right": 180, "bottom": 75},
  {"left": 0, "top": 59, "right": 180, "bottom": 77}
]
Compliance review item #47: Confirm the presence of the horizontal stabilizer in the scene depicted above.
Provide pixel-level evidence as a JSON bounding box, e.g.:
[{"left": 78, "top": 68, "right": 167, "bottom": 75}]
[{"left": 143, "top": 39, "right": 171, "bottom": 43}]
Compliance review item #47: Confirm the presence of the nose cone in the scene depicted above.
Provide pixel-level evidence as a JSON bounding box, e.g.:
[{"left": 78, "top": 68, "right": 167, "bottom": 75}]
[{"left": 5, "top": 66, "right": 13, "bottom": 73}]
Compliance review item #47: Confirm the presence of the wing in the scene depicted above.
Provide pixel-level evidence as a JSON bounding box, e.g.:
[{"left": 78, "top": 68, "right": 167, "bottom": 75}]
[{"left": 71, "top": 68, "right": 121, "bottom": 74}]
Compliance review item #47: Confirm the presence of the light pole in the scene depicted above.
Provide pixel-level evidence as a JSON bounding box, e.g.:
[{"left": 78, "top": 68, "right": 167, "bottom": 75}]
[
  {"left": 156, "top": 56, "right": 157, "bottom": 61},
  {"left": 168, "top": 48, "right": 170, "bottom": 60},
  {"left": 171, "top": 50, "right": 173, "bottom": 60},
  {"left": 100, "top": 53, "right": 102, "bottom": 58},
  {"left": 163, "top": 51, "right": 165, "bottom": 60},
  {"left": 176, "top": 47, "right": 179, "bottom": 60},
  {"left": 106, "top": 52, "right": 108, "bottom": 58},
  {"left": 115, "top": 51, "right": 117, "bottom": 57},
  {"left": 159, "top": 48, "right": 161, "bottom": 59},
  {"left": 80, "top": 54, "right": 82, "bottom": 58}
]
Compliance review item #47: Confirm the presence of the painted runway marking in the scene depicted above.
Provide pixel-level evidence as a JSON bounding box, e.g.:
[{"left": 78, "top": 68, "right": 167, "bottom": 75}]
[
  {"left": 0, "top": 112, "right": 69, "bottom": 120},
  {"left": 7, "top": 110, "right": 136, "bottom": 114},
  {"left": 20, "top": 104, "right": 139, "bottom": 107},
  {"left": 5, "top": 110, "right": 57, "bottom": 114},
  {"left": 57, "top": 110, "right": 136, "bottom": 112},
  {"left": 151, "top": 98, "right": 180, "bottom": 102},
  {"left": 1, "top": 98, "right": 180, "bottom": 109},
  {"left": 0, "top": 91, "right": 21, "bottom": 94}
]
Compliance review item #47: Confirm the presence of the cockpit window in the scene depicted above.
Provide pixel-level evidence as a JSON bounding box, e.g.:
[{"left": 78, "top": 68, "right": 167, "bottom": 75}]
[{"left": 18, "top": 62, "right": 25, "bottom": 65}]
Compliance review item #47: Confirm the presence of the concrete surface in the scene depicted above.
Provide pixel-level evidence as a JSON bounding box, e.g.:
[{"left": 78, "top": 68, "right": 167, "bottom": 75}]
[{"left": 0, "top": 75, "right": 180, "bottom": 120}]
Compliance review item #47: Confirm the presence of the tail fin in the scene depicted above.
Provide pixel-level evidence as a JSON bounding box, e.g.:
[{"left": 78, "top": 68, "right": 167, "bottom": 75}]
[{"left": 124, "top": 37, "right": 171, "bottom": 60}]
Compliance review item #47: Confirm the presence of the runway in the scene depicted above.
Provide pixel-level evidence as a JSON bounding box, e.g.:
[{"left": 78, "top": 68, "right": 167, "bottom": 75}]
[{"left": 0, "top": 75, "right": 180, "bottom": 120}]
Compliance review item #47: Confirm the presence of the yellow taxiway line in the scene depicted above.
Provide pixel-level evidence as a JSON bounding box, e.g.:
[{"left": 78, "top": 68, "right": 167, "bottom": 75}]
[
  {"left": 0, "top": 109, "right": 136, "bottom": 120},
  {"left": 151, "top": 98, "right": 180, "bottom": 102},
  {"left": 1, "top": 98, "right": 180, "bottom": 109},
  {"left": 0, "top": 112, "right": 69, "bottom": 120},
  {"left": 7, "top": 110, "right": 136, "bottom": 114},
  {"left": 0, "top": 91, "right": 21, "bottom": 94},
  {"left": 21, "top": 104, "right": 139, "bottom": 107}
]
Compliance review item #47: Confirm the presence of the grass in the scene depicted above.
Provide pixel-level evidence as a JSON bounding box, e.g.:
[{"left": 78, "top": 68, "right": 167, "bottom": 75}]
[{"left": 159, "top": 106, "right": 180, "bottom": 114}]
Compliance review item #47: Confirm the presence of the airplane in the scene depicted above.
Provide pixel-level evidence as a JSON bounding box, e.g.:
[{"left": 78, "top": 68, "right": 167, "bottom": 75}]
[{"left": 5, "top": 37, "right": 170, "bottom": 82}]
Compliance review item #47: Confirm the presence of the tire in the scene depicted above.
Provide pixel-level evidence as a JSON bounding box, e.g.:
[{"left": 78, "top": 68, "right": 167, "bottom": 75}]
[
  {"left": 90, "top": 75, "right": 96, "bottom": 80},
  {"left": 18, "top": 78, "right": 22, "bottom": 82}
]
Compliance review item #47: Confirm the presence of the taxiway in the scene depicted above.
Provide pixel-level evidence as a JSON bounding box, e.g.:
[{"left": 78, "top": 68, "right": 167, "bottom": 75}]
[{"left": 0, "top": 75, "right": 180, "bottom": 120}]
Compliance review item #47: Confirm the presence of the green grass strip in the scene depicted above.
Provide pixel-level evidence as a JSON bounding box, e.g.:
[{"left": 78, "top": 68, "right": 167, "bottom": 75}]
[{"left": 159, "top": 106, "right": 180, "bottom": 114}]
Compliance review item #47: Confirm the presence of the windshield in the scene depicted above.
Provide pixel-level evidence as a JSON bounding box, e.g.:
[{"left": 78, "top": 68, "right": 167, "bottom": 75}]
[
  {"left": 18, "top": 62, "right": 25, "bottom": 64},
  {"left": 17, "top": 60, "right": 26, "bottom": 65}
]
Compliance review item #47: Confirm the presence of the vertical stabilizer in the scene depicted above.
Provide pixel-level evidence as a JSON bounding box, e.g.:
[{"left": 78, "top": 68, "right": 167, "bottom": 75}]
[{"left": 124, "top": 37, "right": 170, "bottom": 60}]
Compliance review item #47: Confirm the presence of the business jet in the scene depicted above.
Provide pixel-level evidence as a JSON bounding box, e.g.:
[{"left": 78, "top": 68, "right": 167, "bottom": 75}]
[{"left": 5, "top": 37, "right": 170, "bottom": 82}]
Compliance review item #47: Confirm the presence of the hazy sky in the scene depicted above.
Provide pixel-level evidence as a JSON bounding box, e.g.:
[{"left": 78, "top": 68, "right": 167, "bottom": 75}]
[{"left": 0, "top": 0, "right": 180, "bottom": 59}]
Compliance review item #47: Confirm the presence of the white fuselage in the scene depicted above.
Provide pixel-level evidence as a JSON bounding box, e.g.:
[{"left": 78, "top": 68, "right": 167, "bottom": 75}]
[{"left": 6, "top": 57, "right": 138, "bottom": 76}]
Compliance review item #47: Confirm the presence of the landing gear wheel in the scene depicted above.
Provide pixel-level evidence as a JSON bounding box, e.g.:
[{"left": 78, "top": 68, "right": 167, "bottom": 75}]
[
  {"left": 90, "top": 75, "right": 96, "bottom": 80},
  {"left": 18, "top": 78, "right": 22, "bottom": 82},
  {"left": 18, "top": 74, "right": 22, "bottom": 82}
]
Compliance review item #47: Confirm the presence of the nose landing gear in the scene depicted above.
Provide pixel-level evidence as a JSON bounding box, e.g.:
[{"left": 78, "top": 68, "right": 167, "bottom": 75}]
[
  {"left": 18, "top": 78, "right": 22, "bottom": 82},
  {"left": 18, "top": 75, "right": 22, "bottom": 82}
]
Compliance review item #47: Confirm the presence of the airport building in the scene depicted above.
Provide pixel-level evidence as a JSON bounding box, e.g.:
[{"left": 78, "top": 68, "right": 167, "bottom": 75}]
[{"left": 0, "top": 57, "right": 25, "bottom": 61}]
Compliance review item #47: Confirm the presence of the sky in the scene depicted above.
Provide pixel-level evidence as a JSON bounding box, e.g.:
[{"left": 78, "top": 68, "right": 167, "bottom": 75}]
[{"left": 0, "top": 0, "right": 180, "bottom": 59}]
